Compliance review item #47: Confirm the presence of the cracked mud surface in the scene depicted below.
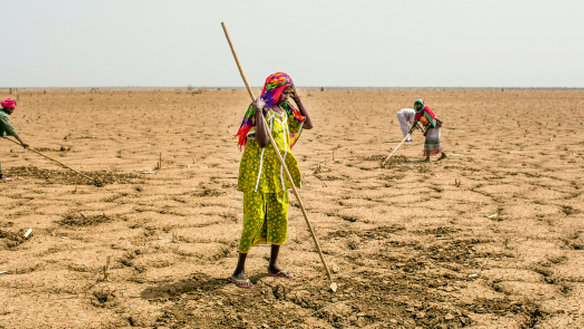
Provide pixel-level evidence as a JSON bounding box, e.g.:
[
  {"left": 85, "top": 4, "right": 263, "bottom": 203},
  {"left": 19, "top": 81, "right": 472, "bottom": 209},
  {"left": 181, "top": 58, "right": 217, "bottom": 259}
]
[{"left": 0, "top": 88, "right": 583, "bottom": 328}]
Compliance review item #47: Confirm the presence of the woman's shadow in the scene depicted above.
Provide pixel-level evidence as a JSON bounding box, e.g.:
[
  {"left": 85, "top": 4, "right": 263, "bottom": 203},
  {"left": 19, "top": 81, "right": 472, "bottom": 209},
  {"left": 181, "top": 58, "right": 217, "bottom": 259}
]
[{"left": 140, "top": 272, "right": 269, "bottom": 299}]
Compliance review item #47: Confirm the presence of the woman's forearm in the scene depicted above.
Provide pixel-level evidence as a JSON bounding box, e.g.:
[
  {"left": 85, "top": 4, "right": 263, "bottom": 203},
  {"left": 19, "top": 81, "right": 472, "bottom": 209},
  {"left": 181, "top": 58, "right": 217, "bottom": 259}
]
[
  {"left": 254, "top": 109, "right": 268, "bottom": 148},
  {"left": 15, "top": 135, "right": 29, "bottom": 147},
  {"left": 409, "top": 120, "right": 419, "bottom": 134},
  {"left": 294, "top": 98, "right": 313, "bottom": 130}
]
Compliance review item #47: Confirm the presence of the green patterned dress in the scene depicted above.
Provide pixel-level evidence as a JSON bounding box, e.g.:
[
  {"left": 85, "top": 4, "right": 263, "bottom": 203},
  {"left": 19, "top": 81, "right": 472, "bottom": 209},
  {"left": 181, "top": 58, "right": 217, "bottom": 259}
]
[
  {"left": 0, "top": 111, "right": 19, "bottom": 175},
  {"left": 237, "top": 108, "right": 304, "bottom": 253}
]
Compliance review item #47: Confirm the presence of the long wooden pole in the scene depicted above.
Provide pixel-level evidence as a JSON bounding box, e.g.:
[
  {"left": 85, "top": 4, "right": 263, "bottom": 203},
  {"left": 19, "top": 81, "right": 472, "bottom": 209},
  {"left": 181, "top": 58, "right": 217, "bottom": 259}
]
[
  {"left": 221, "top": 22, "right": 255, "bottom": 101},
  {"left": 3, "top": 137, "right": 101, "bottom": 185},
  {"left": 381, "top": 133, "right": 411, "bottom": 167},
  {"left": 221, "top": 22, "right": 334, "bottom": 285}
]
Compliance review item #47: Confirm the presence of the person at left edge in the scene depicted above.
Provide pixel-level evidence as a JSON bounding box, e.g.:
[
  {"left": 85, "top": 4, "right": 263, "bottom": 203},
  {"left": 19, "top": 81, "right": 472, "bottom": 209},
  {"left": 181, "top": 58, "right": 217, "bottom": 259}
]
[{"left": 1, "top": 98, "right": 30, "bottom": 182}]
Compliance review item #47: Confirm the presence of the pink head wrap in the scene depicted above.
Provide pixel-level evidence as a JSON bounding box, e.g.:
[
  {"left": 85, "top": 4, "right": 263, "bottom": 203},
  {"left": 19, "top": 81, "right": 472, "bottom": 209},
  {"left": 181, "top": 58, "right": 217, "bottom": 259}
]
[
  {"left": 1, "top": 98, "right": 16, "bottom": 109},
  {"left": 234, "top": 72, "right": 305, "bottom": 150}
]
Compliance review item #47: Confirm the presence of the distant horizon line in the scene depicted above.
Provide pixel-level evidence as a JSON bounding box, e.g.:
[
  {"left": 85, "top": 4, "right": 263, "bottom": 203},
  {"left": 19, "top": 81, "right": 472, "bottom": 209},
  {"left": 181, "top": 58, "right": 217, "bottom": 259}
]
[{"left": 2, "top": 86, "right": 583, "bottom": 90}]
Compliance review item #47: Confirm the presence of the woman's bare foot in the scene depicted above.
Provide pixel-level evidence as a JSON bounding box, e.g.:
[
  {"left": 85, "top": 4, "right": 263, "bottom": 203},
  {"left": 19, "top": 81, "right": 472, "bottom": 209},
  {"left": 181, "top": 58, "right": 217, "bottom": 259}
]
[
  {"left": 268, "top": 253, "right": 294, "bottom": 278},
  {"left": 268, "top": 265, "right": 294, "bottom": 278},
  {"left": 268, "top": 264, "right": 283, "bottom": 274},
  {"left": 231, "top": 271, "right": 253, "bottom": 289},
  {"left": 0, "top": 175, "right": 14, "bottom": 183},
  {"left": 438, "top": 153, "right": 448, "bottom": 161},
  {"left": 267, "top": 245, "right": 293, "bottom": 278},
  {"left": 422, "top": 157, "right": 431, "bottom": 163}
]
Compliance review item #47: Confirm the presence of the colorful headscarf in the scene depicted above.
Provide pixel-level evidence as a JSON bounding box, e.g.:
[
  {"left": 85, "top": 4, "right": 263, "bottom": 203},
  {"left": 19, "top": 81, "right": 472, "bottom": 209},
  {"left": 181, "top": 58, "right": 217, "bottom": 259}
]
[
  {"left": 234, "top": 72, "right": 306, "bottom": 150},
  {"left": 414, "top": 99, "right": 424, "bottom": 114},
  {"left": 413, "top": 99, "right": 441, "bottom": 128},
  {"left": 1, "top": 98, "right": 16, "bottom": 109}
]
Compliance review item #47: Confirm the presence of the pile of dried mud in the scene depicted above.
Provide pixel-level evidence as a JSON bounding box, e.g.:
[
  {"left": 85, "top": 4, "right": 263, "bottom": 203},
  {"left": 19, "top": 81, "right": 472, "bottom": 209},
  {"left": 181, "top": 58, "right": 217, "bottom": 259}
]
[
  {"left": 381, "top": 155, "right": 408, "bottom": 167},
  {"left": 58, "top": 213, "right": 116, "bottom": 226},
  {"left": 0, "top": 228, "right": 28, "bottom": 250},
  {"left": 7, "top": 166, "right": 142, "bottom": 186}
]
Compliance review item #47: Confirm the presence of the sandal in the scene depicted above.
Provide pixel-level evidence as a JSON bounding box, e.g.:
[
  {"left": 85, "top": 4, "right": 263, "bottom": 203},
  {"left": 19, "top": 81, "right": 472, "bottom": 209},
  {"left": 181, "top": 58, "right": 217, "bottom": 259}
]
[
  {"left": 0, "top": 177, "right": 14, "bottom": 183},
  {"left": 231, "top": 278, "right": 254, "bottom": 289},
  {"left": 268, "top": 270, "right": 294, "bottom": 279}
]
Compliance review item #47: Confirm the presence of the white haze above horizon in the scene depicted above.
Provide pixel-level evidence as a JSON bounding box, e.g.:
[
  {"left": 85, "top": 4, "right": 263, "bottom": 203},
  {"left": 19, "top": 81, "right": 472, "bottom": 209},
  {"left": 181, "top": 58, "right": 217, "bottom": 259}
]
[{"left": 1, "top": 0, "right": 583, "bottom": 88}]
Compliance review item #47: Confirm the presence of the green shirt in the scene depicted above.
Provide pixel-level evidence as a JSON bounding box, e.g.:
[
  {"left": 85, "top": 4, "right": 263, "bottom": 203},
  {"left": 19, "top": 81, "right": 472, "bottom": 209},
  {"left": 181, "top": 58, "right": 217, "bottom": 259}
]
[
  {"left": 0, "top": 111, "right": 18, "bottom": 137},
  {"left": 237, "top": 108, "right": 304, "bottom": 193}
]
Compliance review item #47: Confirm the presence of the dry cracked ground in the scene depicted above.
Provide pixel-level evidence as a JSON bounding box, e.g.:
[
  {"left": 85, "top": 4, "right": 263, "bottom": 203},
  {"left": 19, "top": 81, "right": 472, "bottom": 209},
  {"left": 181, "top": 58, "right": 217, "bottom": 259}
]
[{"left": 0, "top": 88, "right": 583, "bottom": 328}]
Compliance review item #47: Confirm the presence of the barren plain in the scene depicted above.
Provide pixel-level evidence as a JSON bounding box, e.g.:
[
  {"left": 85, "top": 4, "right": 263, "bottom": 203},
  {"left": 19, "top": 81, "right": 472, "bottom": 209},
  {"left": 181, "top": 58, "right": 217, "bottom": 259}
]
[{"left": 0, "top": 88, "right": 583, "bottom": 328}]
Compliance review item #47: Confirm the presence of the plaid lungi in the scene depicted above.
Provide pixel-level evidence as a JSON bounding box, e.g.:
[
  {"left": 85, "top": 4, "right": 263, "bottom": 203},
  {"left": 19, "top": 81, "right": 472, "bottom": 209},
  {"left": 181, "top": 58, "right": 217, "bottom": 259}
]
[{"left": 423, "top": 127, "right": 444, "bottom": 157}]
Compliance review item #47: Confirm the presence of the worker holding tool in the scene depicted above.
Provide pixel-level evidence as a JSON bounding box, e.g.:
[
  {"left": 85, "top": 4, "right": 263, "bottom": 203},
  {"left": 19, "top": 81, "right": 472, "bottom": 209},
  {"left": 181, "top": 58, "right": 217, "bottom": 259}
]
[
  {"left": 223, "top": 22, "right": 335, "bottom": 291},
  {"left": 381, "top": 109, "right": 424, "bottom": 167},
  {"left": 231, "top": 72, "right": 313, "bottom": 289},
  {"left": 1, "top": 98, "right": 29, "bottom": 182},
  {"left": 409, "top": 99, "right": 448, "bottom": 163}
]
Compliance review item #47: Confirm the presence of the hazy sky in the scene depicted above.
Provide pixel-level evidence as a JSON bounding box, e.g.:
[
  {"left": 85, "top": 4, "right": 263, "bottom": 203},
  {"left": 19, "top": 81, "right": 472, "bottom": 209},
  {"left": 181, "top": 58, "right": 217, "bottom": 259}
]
[{"left": 2, "top": 1, "right": 583, "bottom": 88}]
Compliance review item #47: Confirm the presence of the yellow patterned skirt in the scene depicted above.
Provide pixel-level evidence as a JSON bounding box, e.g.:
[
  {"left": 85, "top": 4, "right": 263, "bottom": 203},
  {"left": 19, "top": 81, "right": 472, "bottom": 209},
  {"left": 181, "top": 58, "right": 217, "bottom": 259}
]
[{"left": 238, "top": 191, "right": 289, "bottom": 254}]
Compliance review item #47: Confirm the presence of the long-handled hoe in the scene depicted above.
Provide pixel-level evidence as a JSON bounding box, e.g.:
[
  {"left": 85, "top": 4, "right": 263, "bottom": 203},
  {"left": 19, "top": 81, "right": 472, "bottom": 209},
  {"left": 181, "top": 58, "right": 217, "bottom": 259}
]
[
  {"left": 4, "top": 137, "right": 103, "bottom": 187},
  {"left": 381, "top": 123, "right": 424, "bottom": 167}
]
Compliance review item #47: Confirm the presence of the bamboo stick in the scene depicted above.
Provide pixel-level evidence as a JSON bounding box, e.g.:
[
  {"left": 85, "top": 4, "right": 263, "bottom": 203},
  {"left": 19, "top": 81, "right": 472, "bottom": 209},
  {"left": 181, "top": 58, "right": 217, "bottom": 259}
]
[{"left": 221, "top": 22, "right": 255, "bottom": 101}]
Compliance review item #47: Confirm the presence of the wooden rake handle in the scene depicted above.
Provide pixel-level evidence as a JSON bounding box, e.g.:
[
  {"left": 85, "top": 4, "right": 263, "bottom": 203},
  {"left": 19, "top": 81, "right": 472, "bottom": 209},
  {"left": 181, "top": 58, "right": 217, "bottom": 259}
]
[
  {"left": 221, "top": 22, "right": 333, "bottom": 282},
  {"left": 3, "top": 137, "right": 99, "bottom": 184}
]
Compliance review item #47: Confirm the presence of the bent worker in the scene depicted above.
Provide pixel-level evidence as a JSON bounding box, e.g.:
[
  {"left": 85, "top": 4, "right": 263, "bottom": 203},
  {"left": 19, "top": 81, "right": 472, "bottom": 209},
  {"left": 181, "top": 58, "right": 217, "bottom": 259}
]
[
  {"left": 409, "top": 99, "right": 447, "bottom": 163},
  {"left": 396, "top": 108, "right": 416, "bottom": 142},
  {"left": 231, "top": 72, "right": 313, "bottom": 289},
  {"left": 1, "top": 98, "right": 29, "bottom": 182}
]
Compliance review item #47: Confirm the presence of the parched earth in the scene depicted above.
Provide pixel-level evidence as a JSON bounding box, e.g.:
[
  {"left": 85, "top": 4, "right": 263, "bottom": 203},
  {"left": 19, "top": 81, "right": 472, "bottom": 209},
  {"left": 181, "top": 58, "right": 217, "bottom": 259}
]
[{"left": 0, "top": 88, "right": 583, "bottom": 328}]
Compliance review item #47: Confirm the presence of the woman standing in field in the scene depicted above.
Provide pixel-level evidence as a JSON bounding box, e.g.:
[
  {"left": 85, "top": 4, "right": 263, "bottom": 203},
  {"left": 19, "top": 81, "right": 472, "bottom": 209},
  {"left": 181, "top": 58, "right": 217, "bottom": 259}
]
[
  {"left": 409, "top": 99, "right": 447, "bottom": 162},
  {"left": 231, "top": 72, "right": 313, "bottom": 289},
  {"left": 1, "top": 98, "right": 30, "bottom": 182}
]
